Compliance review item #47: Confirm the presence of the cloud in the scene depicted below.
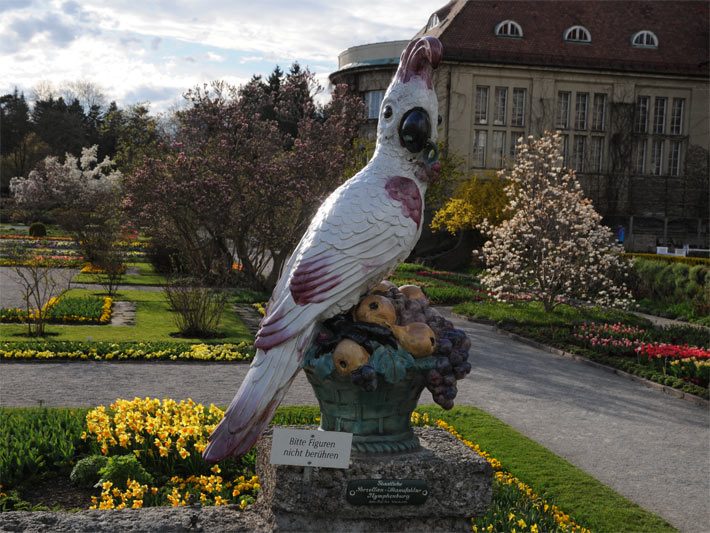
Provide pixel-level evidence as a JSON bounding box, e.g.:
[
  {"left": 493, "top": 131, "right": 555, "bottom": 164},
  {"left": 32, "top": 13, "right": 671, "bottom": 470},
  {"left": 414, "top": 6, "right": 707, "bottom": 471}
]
[
  {"left": 123, "top": 85, "right": 182, "bottom": 107},
  {"left": 206, "top": 51, "right": 225, "bottom": 62},
  {"left": 0, "top": 0, "right": 33, "bottom": 14},
  {"left": 0, "top": 0, "right": 445, "bottom": 112}
]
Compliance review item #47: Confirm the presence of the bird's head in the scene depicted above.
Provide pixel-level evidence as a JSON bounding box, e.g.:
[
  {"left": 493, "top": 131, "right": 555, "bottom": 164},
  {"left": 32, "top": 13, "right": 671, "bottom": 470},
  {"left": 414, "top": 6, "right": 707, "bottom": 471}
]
[{"left": 376, "top": 36, "right": 443, "bottom": 184}]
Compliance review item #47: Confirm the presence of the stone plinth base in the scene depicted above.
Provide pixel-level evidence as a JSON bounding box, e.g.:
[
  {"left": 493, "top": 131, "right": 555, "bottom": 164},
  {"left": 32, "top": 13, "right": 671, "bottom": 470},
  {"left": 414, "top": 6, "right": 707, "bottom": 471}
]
[{"left": 254, "top": 426, "right": 493, "bottom": 532}]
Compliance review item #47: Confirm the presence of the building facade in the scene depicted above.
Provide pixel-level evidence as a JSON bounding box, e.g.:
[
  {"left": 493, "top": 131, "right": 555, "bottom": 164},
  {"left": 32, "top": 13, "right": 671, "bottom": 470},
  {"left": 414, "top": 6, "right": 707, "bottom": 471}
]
[{"left": 330, "top": 0, "right": 710, "bottom": 252}]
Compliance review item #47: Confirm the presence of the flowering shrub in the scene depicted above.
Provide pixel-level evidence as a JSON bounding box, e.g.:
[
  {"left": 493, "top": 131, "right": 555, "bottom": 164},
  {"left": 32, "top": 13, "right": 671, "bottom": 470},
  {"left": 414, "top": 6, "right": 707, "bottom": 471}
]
[
  {"left": 0, "top": 341, "right": 253, "bottom": 362},
  {"left": 479, "top": 132, "right": 631, "bottom": 312}
]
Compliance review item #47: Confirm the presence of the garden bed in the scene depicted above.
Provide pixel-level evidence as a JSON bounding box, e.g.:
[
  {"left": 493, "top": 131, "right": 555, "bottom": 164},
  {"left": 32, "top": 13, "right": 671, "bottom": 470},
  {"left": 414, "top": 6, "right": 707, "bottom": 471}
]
[
  {"left": 0, "top": 402, "right": 673, "bottom": 532},
  {"left": 454, "top": 300, "right": 709, "bottom": 400},
  {"left": 0, "top": 296, "right": 113, "bottom": 325}
]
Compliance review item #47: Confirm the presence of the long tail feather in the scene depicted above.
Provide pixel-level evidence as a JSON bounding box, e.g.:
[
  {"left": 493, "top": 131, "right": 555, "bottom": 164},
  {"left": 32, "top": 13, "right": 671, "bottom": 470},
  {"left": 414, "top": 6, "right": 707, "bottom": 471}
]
[{"left": 202, "top": 327, "right": 313, "bottom": 462}]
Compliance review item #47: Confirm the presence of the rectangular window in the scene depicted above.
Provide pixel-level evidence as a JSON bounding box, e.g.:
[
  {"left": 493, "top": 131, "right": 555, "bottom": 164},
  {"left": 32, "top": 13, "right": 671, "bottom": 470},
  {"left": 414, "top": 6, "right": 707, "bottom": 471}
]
[
  {"left": 592, "top": 93, "right": 606, "bottom": 131},
  {"left": 653, "top": 97, "right": 667, "bottom": 134},
  {"left": 492, "top": 131, "right": 506, "bottom": 167},
  {"left": 472, "top": 130, "right": 487, "bottom": 167},
  {"left": 670, "top": 98, "right": 685, "bottom": 135},
  {"left": 511, "top": 88, "right": 526, "bottom": 127},
  {"left": 590, "top": 136, "right": 604, "bottom": 173},
  {"left": 573, "top": 135, "right": 586, "bottom": 172},
  {"left": 560, "top": 134, "right": 569, "bottom": 166},
  {"left": 494, "top": 87, "right": 507, "bottom": 125},
  {"left": 651, "top": 139, "right": 664, "bottom": 175},
  {"left": 634, "top": 139, "right": 647, "bottom": 174},
  {"left": 475, "top": 86, "right": 489, "bottom": 124},
  {"left": 634, "top": 96, "right": 649, "bottom": 133},
  {"left": 556, "top": 91, "right": 571, "bottom": 129},
  {"left": 575, "top": 93, "right": 589, "bottom": 130},
  {"left": 669, "top": 140, "right": 682, "bottom": 176},
  {"left": 365, "top": 90, "right": 384, "bottom": 120}
]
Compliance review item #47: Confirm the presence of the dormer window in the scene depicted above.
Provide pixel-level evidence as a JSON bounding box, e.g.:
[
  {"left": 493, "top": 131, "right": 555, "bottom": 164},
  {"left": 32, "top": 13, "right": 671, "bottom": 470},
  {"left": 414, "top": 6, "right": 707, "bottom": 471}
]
[
  {"left": 564, "top": 25, "right": 591, "bottom": 43},
  {"left": 632, "top": 30, "right": 658, "bottom": 48},
  {"left": 495, "top": 20, "right": 523, "bottom": 38},
  {"left": 426, "top": 13, "right": 440, "bottom": 31}
]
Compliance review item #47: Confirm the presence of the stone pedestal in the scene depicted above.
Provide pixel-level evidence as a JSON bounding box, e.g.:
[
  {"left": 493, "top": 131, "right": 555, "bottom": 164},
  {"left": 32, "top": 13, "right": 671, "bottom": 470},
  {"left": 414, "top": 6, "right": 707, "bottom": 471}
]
[{"left": 254, "top": 426, "right": 493, "bottom": 532}]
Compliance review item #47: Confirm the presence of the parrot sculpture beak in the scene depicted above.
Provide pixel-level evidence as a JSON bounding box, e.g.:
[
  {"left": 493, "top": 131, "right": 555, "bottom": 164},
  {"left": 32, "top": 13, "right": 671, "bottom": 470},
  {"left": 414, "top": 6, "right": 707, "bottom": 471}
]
[{"left": 394, "top": 36, "right": 443, "bottom": 184}]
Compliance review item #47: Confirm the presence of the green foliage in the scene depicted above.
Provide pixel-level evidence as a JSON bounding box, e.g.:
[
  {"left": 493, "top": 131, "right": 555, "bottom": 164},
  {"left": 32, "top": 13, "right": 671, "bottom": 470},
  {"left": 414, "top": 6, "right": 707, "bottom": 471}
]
[
  {"left": 624, "top": 253, "right": 710, "bottom": 266},
  {"left": 98, "top": 454, "right": 153, "bottom": 486},
  {"left": 0, "top": 489, "right": 48, "bottom": 512},
  {"left": 70, "top": 454, "right": 109, "bottom": 488},
  {"left": 28, "top": 222, "right": 46, "bottom": 237},
  {"left": 632, "top": 258, "right": 709, "bottom": 323},
  {"left": 0, "top": 407, "right": 92, "bottom": 489},
  {"left": 49, "top": 296, "right": 105, "bottom": 320},
  {"left": 453, "top": 300, "right": 650, "bottom": 328}
]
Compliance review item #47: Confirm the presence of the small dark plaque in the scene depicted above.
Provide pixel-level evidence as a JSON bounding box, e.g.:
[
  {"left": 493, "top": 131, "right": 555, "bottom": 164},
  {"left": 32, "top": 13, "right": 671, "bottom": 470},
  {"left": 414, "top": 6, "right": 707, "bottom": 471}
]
[{"left": 346, "top": 479, "right": 428, "bottom": 506}]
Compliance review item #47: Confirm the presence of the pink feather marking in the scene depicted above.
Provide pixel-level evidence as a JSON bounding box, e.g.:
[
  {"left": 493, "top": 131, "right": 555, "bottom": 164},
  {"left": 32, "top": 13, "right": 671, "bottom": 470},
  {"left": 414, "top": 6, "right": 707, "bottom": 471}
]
[
  {"left": 385, "top": 176, "right": 422, "bottom": 227},
  {"left": 254, "top": 327, "right": 294, "bottom": 350},
  {"left": 289, "top": 257, "right": 342, "bottom": 305}
]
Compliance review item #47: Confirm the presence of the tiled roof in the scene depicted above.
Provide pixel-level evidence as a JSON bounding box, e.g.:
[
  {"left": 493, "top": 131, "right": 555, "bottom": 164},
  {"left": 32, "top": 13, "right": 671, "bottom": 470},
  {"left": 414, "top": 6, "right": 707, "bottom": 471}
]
[{"left": 419, "top": 0, "right": 709, "bottom": 77}]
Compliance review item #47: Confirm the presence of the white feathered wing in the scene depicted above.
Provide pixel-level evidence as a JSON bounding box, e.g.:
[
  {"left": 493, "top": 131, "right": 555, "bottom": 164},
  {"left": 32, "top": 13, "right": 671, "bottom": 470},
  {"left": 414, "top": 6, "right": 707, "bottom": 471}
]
[{"left": 202, "top": 171, "right": 421, "bottom": 461}]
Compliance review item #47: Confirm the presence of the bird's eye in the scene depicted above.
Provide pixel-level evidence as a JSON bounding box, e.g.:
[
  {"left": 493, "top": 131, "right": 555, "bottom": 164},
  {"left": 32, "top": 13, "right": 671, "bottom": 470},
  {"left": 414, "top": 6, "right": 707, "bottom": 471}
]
[
  {"left": 383, "top": 105, "right": 393, "bottom": 119},
  {"left": 399, "top": 108, "right": 431, "bottom": 153},
  {"left": 438, "top": 115, "right": 443, "bottom": 126}
]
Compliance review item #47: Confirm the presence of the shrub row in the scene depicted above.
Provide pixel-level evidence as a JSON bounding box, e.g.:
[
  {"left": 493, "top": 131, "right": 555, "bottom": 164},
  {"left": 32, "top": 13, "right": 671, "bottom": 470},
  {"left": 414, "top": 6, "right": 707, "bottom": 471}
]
[{"left": 630, "top": 258, "right": 709, "bottom": 323}]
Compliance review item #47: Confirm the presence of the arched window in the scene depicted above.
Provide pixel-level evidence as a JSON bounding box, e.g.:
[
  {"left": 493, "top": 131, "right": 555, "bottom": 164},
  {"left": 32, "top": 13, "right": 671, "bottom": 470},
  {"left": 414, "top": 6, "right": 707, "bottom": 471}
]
[
  {"left": 632, "top": 30, "right": 658, "bottom": 48},
  {"left": 495, "top": 20, "right": 523, "bottom": 38},
  {"left": 564, "top": 25, "right": 591, "bottom": 43},
  {"left": 426, "top": 13, "right": 440, "bottom": 31}
]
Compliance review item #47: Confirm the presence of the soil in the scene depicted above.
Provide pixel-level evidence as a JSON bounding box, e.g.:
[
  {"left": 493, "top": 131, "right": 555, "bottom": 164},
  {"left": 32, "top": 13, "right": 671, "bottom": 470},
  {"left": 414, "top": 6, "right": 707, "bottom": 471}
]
[{"left": 20, "top": 476, "right": 96, "bottom": 511}]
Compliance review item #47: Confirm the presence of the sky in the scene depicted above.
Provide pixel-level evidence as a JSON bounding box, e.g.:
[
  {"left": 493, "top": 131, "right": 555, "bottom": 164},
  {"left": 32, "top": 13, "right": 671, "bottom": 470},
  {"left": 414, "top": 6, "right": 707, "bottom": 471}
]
[{"left": 0, "top": 0, "right": 446, "bottom": 113}]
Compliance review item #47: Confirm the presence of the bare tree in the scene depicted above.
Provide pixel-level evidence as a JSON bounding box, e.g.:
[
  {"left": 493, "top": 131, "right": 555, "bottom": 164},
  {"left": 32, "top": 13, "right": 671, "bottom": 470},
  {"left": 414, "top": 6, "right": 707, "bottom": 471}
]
[{"left": 11, "top": 250, "right": 70, "bottom": 336}]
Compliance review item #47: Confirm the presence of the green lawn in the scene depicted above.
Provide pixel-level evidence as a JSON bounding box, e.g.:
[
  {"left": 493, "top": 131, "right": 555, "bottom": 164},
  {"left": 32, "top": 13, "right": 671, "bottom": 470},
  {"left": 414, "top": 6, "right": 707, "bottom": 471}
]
[
  {"left": 73, "top": 262, "right": 167, "bottom": 286},
  {"left": 0, "top": 288, "right": 252, "bottom": 344},
  {"left": 416, "top": 405, "right": 676, "bottom": 533}
]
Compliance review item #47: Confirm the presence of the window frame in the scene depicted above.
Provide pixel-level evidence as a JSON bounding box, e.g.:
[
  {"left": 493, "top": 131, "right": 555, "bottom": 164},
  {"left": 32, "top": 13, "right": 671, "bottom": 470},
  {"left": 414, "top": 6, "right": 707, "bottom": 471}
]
[
  {"left": 631, "top": 30, "right": 659, "bottom": 48},
  {"left": 564, "top": 25, "right": 591, "bottom": 43},
  {"left": 495, "top": 20, "right": 523, "bottom": 38}
]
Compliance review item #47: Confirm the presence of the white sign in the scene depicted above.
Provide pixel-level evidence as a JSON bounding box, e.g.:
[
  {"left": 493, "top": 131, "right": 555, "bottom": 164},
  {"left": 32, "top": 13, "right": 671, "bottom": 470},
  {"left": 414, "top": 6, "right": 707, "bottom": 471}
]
[{"left": 270, "top": 428, "right": 352, "bottom": 469}]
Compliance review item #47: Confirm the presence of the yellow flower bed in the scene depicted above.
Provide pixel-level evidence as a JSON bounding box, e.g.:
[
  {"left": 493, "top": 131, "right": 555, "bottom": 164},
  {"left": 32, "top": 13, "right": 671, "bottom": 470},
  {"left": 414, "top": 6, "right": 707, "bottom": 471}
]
[
  {"left": 252, "top": 302, "right": 266, "bottom": 317},
  {"left": 84, "top": 397, "right": 260, "bottom": 510},
  {"left": 0, "top": 341, "right": 252, "bottom": 362},
  {"left": 411, "top": 413, "right": 590, "bottom": 533},
  {"left": 81, "top": 263, "right": 128, "bottom": 274}
]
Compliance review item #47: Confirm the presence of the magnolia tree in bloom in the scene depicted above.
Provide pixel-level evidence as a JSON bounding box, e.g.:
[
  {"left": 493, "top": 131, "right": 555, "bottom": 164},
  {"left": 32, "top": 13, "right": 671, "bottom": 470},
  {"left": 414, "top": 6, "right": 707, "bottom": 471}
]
[
  {"left": 10, "top": 146, "right": 122, "bottom": 262},
  {"left": 479, "top": 131, "right": 631, "bottom": 311}
]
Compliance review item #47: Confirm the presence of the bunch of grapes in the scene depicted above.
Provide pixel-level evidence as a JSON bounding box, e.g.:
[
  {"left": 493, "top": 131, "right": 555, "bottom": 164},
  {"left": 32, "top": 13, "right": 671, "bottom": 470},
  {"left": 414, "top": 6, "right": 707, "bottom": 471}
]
[
  {"left": 351, "top": 364, "right": 378, "bottom": 391},
  {"left": 424, "top": 315, "right": 472, "bottom": 410}
]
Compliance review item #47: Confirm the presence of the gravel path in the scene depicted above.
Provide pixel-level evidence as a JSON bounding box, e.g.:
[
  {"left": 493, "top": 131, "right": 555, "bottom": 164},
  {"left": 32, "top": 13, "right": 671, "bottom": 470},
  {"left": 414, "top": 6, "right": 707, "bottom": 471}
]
[
  {"left": 0, "top": 309, "right": 707, "bottom": 531},
  {"left": 0, "top": 267, "right": 77, "bottom": 308}
]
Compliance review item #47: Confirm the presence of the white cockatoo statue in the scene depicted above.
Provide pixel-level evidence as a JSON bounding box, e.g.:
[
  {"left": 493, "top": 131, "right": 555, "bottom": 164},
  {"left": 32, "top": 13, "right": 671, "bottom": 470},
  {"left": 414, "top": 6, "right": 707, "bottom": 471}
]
[{"left": 203, "top": 36, "right": 443, "bottom": 461}]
